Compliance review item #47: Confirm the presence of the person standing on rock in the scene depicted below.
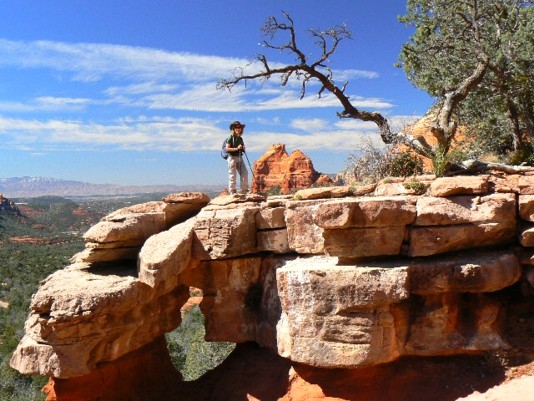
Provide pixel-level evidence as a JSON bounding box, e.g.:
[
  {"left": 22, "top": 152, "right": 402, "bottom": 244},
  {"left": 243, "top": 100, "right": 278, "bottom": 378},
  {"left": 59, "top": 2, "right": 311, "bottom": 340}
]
[{"left": 226, "top": 121, "right": 249, "bottom": 194}]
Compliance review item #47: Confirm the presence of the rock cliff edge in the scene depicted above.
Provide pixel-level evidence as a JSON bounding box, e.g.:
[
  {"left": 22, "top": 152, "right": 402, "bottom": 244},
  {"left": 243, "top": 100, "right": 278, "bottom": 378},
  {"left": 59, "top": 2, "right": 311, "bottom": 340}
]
[{"left": 10, "top": 176, "right": 534, "bottom": 401}]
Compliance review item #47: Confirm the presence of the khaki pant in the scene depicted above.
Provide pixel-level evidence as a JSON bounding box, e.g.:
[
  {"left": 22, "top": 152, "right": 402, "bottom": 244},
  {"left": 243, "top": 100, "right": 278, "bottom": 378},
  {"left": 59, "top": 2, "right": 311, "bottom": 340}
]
[{"left": 228, "top": 155, "right": 248, "bottom": 194}]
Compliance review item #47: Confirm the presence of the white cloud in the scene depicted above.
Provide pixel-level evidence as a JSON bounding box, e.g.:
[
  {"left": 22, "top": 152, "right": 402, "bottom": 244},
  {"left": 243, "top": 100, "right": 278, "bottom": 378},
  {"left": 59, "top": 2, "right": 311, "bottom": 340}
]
[
  {"left": 290, "top": 118, "right": 328, "bottom": 131},
  {"left": 0, "top": 113, "right": 392, "bottom": 154},
  {"left": 105, "top": 82, "right": 180, "bottom": 96},
  {"left": 0, "top": 38, "right": 245, "bottom": 83},
  {"left": 334, "top": 68, "right": 379, "bottom": 80}
]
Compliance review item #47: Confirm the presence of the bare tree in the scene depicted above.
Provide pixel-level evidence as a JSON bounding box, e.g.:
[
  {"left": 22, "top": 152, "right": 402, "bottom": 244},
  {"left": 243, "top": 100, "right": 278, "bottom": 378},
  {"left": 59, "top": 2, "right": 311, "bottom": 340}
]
[{"left": 217, "top": 11, "right": 533, "bottom": 175}]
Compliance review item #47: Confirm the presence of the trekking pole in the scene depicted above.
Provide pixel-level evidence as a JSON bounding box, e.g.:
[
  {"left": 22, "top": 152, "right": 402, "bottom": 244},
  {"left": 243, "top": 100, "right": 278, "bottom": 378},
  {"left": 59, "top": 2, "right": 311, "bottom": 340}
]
[{"left": 243, "top": 150, "right": 255, "bottom": 180}]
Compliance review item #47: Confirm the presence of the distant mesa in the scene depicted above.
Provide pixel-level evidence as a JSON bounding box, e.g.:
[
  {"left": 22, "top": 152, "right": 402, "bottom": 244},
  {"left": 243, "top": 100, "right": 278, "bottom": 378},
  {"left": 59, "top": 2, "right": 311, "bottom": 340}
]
[{"left": 251, "top": 144, "right": 332, "bottom": 194}]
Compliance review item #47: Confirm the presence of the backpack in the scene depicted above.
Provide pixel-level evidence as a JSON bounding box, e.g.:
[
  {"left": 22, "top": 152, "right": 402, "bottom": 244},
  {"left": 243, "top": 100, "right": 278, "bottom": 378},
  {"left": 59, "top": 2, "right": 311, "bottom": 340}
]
[
  {"left": 221, "top": 136, "right": 233, "bottom": 160},
  {"left": 221, "top": 138, "right": 229, "bottom": 159}
]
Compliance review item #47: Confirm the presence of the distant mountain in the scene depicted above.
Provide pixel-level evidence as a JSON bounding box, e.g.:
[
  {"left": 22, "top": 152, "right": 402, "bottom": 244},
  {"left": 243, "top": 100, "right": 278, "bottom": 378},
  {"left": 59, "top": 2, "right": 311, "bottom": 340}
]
[{"left": 0, "top": 176, "right": 222, "bottom": 198}]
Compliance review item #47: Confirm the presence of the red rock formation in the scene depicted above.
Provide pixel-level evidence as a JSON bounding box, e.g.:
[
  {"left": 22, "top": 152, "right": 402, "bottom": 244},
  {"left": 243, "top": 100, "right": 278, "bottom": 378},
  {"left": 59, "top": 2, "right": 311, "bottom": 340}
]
[
  {"left": 252, "top": 144, "right": 332, "bottom": 194},
  {"left": 401, "top": 113, "right": 472, "bottom": 172},
  {"left": 42, "top": 336, "right": 182, "bottom": 401}
]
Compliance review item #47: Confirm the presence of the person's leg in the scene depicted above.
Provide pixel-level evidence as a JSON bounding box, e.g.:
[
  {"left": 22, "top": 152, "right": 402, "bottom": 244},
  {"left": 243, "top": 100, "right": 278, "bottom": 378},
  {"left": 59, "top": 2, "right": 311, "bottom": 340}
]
[
  {"left": 228, "top": 157, "right": 237, "bottom": 194},
  {"left": 239, "top": 157, "right": 249, "bottom": 192}
]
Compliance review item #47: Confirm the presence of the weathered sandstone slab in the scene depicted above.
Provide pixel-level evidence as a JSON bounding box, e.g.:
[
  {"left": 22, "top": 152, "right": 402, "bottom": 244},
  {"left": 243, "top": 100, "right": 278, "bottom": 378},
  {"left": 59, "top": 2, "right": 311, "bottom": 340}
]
[
  {"left": 193, "top": 206, "right": 259, "bottom": 259},
  {"left": 408, "top": 251, "right": 521, "bottom": 294},
  {"left": 10, "top": 263, "right": 189, "bottom": 378},
  {"left": 285, "top": 202, "right": 325, "bottom": 254},
  {"left": 430, "top": 176, "right": 489, "bottom": 197},
  {"left": 315, "top": 196, "right": 417, "bottom": 229},
  {"left": 257, "top": 229, "right": 290, "bottom": 254},
  {"left": 138, "top": 218, "right": 196, "bottom": 292},
  {"left": 408, "top": 222, "right": 516, "bottom": 256},
  {"left": 276, "top": 256, "right": 409, "bottom": 367},
  {"left": 256, "top": 206, "right": 286, "bottom": 229},
  {"left": 75, "top": 194, "right": 208, "bottom": 264},
  {"left": 323, "top": 226, "right": 407, "bottom": 258},
  {"left": 518, "top": 194, "right": 534, "bottom": 221},
  {"left": 415, "top": 193, "right": 516, "bottom": 226}
]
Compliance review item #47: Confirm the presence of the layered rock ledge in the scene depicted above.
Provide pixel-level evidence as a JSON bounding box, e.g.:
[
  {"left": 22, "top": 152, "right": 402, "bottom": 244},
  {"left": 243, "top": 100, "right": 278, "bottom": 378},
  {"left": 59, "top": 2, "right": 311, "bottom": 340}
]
[{"left": 9, "top": 177, "right": 534, "bottom": 400}]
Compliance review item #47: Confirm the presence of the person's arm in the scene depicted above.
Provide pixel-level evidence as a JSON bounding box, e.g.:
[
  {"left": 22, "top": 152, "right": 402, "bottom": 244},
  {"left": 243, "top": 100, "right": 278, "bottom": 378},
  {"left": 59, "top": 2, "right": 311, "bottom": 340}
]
[{"left": 226, "top": 137, "right": 243, "bottom": 152}]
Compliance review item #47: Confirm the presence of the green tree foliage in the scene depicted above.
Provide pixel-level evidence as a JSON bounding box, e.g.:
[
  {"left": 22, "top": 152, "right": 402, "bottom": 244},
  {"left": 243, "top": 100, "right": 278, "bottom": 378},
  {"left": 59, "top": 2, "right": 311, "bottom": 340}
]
[
  {"left": 165, "top": 306, "right": 235, "bottom": 381},
  {"left": 398, "top": 0, "right": 534, "bottom": 156},
  {"left": 0, "top": 241, "right": 83, "bottom": 401}
]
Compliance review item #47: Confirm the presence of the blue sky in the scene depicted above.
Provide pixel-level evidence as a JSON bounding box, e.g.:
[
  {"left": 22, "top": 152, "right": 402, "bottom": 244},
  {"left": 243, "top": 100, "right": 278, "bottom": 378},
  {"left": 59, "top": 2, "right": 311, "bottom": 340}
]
[{"left": 0, "top": 0, "right": 433, "bottom": 187}]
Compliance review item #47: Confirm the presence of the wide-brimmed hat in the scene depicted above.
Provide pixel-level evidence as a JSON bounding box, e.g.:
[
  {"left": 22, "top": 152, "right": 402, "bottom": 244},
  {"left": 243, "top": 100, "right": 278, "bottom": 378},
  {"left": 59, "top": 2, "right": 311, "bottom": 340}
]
[{"left": 229, "top": 121, "right": 246, "bottom": 130}]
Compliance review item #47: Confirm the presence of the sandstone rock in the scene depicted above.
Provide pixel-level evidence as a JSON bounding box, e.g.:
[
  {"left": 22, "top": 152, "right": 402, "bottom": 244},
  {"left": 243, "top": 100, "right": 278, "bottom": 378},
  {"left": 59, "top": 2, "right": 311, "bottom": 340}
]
[
  {"left": 178, "top": 257, "right": 263, "bottom": 343},
  {"left": 457, "top": 376, "right": 534, "bottom": 401},
  {"left": 408, "top": 251, "right": 521, "bottom": 294},
  {"left": 256, "top": 256, "right": 286, "bottom": 351},
  {"left": 193, "top": 206, "right": 259, "bottom": 259},
  {"left": 488, "top": 173, "right": 519, "bottom": 193},
  {"left": 41, "top": 336, "right": 183, "bottom": 401},
  {"left": 408, "top": 222, "right": 516, "bottom": 257},
  {"left": 257, "top": 229, "right": 290, "bottom": 254},
  {"left": 256, "top": 206, "right": 286, "bottom": 229},
  {"left": 138, "top": 218, "right": 196, "bottom": 291},
  {"left": 83, "top": 209, "right": 166, "bottom": 245},
  {"left": 276, "top": 256, "right": 409, "bottom": 367},
  {"left": 69, "top": 245, "right": 139, "bottom": 263},
  {"left": 350, "top": 183, "right": 376, "bottom": 196},
  {"left": 415, "top": 193, "right": 516, "bottom": 226},
  {"left": 162, "top": 192, "right": 210, "bottom": 205},
  {"left": 323, "top": 226, "right": 407, "bottom": 258},
  {"left": 293, "top": 185, "right": 355, "bottom": 200},
  {"left": 518, "top": 194, "right": 534, "bottom": 221},
  {"left": 404, "top": 293, "right": 508, "bottom": 355},
  {"left": 10, "top": 263, "right": 189, "bottom": 378},
  {"left": 252, "top": 144, "right": 324, "bottom": 194},
  {"left": 208, "top": 192, "right": 266, "bottom": 207},
  {"left": 374, "top": 182, "right": 414, "bottom": 196},
  {"left": 518, "top": 175, "right": 534, "bottom": 194},
  {"left": 83, "top": 199, "right": 206, "bottom": 244},
  {"left": 10, "top": 177, "right": 534, "bottom": 397},
  {"left": 78, "top": 198, "right": 207, "bottom": 264},
  {"left": 285, "top": 202, "right": 325, "bottom": 254},
  {"left": 315, "top": 197, "right": 417, "bottom": 229},
  {"left": 293, "top": 187, "right": 334, "bottom": 200},
  {"left": 315, "top": 174, "right": 333, "bottom": 187},
  {"left": 430, "top": 176, "right": 489, "bottom": 197},
  {"left": 518, "top": 222, "right": 534, "bottom": 247}
]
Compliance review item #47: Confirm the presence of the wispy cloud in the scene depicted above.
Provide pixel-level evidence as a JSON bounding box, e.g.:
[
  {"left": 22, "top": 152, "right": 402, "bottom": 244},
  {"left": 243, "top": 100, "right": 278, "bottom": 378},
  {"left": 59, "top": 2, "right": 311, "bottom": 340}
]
[
  {"left": 0, "top": 38, "right": 388, "bottom": 114},
  {"left": 0, "top": 113, "right": 396, "bottom": 153},
  {"left": 0, "top": 39, "right": 243, "bottom": 83},
  {"left": 0, "top": 37, "right": 407, "bottom": 156}
]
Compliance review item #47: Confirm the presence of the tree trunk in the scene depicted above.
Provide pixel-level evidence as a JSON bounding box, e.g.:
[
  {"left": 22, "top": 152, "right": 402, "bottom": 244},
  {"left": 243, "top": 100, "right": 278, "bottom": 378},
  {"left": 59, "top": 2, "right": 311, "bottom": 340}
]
[{"left": 506, "top": 98, "right": 523, "bottom": 150}]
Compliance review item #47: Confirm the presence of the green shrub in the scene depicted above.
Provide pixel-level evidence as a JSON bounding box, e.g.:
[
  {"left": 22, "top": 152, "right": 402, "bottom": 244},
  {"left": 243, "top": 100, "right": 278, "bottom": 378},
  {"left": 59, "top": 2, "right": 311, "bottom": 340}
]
[
  {"left": 403, "top": 180, "right": 429, "bottom": 195},
  {"left": 388, "top": 150, "right": 423, "bottom": 178},
  {"left": 265, "top": 185, "right": 282, "bottom": 196},
  {"left": 508, "top": 143, "right": 534, "bottom": 166}
]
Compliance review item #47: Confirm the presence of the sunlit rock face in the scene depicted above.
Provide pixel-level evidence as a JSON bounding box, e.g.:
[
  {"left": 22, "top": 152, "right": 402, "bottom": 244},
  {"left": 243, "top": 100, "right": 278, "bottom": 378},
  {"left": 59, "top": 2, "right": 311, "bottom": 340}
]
[
  {"left": 251, "top": 144, "right": 331, "bottom": 194},
  {"left": 9, "top": 176, "right": 534, "bottom": 400}
]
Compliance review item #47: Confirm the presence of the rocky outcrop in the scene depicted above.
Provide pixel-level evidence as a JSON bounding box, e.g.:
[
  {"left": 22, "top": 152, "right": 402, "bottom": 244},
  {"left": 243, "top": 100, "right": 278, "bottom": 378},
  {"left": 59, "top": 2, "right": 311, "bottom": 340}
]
[
  {"left": 10, "top": 177, "right": 534, "bottom": 400},
  {"left": 252, "top": 144, "right": 332, "bottom": 194},
  {"left": 0, "top": 193, "right": 21, "bottom": 215}
]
